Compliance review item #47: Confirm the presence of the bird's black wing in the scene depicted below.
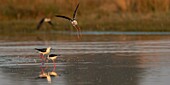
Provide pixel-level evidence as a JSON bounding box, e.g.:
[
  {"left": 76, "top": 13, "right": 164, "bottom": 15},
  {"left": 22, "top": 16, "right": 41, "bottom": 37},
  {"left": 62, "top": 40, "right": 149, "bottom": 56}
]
[
  {"left": 55, "top": 15, "right": 72, "bottom": 21},
  {"left": 49, "top": 54, "right": 60, "bottom": 57},
  {"left": 47, "top": 21, "right": 56, "bottom": 30},
  {"left": 35, "top": 48, "right": 47, "bottom": 52},
  {"left": 73, "top": 3, "right": 80, "bottom": 19},
  {"left": 37, "top": 18, "right": 45, "bottom": 30},
  {"left": 47, "top": 21, "right": 54, "bottom": 26}
]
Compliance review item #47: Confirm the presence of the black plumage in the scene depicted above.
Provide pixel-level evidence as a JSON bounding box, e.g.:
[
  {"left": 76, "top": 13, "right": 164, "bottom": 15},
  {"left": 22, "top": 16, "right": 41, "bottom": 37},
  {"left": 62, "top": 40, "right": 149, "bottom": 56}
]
[
  {"left": 37, "top": 18, "right": 54, "bottom": 30},
  {"left": 55, "top": 3, "right": 81, "bottom": 39},
  {"left": 49, "top": 54, "right": 60, "bottom": 57},
  {"left": 35, "top": 48, "right": 47, "bottom": 52},
  {"left": 55, "top": 3, "right": 80, "bottom": 21}
]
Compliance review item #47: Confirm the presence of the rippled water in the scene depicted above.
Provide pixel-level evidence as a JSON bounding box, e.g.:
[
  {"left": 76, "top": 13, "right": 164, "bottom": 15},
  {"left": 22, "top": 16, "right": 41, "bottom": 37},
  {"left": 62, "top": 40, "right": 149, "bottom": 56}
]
[{"left": 0, "top": 32, "right": 170, "bottom": 85}]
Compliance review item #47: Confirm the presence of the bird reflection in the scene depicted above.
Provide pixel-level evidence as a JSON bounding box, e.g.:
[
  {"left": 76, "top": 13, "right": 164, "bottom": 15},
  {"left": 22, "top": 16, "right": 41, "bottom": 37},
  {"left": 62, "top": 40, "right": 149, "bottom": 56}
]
[
  {"left": 38, "top": 72, "right": 52, "bottom": 83},
  {"left": 36, "top": 53, "right": 59, "bottom": 83},
  {"left": 38, "top": 65, "right": 58, "bottom": 83},
  {"left": 49, "top": 71, "right": 58, "bottom": 77}
]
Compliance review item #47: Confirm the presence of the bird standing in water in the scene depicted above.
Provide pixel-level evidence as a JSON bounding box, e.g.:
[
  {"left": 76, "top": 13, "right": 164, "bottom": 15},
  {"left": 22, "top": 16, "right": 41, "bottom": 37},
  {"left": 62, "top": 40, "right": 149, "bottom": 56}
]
[
  {"left": 35, "top": 47, "right": 52, "bottom": 65},
  {"left": 47, "top": 54, "right": 60, "bottom": 71},
  {"left": 55, "top": 3, "right": 81, "bottom": 39}
]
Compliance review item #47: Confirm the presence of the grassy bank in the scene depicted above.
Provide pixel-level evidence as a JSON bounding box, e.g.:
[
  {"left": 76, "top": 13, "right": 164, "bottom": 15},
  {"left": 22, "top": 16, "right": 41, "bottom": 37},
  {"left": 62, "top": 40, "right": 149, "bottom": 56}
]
[{"left": 0, "top": 0, "right": 170, "bottom": 32}]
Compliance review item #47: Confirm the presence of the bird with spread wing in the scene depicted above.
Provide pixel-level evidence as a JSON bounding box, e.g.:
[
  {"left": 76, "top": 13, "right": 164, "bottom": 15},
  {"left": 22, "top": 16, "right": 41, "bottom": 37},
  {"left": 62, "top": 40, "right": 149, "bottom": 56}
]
[
  {"left": 55, "top": 3, "right": 81, "bottom": 39},
  {"left": 37, "top": 17, "right": 54, "bottom": 30}
]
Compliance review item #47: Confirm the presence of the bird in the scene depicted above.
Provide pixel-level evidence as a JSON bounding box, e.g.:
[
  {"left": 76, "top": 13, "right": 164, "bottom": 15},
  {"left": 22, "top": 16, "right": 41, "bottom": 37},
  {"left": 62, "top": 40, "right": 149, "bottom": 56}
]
[
  {"left": 37, "top": 17, "right": 54, "bottom": 30},
  {"left": 35, "top": 47, "right": 52, "bottom": 55},
  {"left": 47, "top": 54, "right": 59, "bottom": 61},
  {"left": 35, "top": 47, "right": 52, "bottom": 61},
  {"left": 55, "top": 3, "right": 81, "bottom": 39},
  {"left": 47, "top": 54, "right": 60, "bottom": 71}
]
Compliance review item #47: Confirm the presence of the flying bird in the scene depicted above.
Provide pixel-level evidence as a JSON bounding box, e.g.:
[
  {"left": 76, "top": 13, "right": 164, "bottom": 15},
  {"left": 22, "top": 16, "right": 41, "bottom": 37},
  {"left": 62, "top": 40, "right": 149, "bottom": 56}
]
[
  {"left": 37, "top": 17, "right": 54, "bottom": 30},
  {"left": 55, "top": 3, "right": 81, "bottom": 39}
]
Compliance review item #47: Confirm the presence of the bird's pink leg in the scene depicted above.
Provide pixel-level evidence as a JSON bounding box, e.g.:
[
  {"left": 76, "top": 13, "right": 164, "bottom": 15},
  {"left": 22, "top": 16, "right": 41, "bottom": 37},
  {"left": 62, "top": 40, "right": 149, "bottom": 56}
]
[
  {"left": 40, "top": 65, "right": 45, "bottom": 74},
  {"left": 41, "top": 54, "right": 45, "bottom": 60},
  {"left": 39, "top": 54, "right": 47, "bottom": 74},
  {"left": 39, "top": 54, "right": 42, "bottom": 59},
  {"left": 52, "top": 60, "right": 56, "bottom": 72},
  {"left": 44, "top": 64, "right": 48, "bottom": 70},
  {"left": 38, "top": 54, "right": 44, "bottom": 66},
  {"left": 40, "top": 54, "right": 46, "bottom": 65},
  {"left": 74, "top": 25, "right": 81, "bottom": 39},
  {"left": 75, "top": 25, "right": 82, "bottom": 39}
]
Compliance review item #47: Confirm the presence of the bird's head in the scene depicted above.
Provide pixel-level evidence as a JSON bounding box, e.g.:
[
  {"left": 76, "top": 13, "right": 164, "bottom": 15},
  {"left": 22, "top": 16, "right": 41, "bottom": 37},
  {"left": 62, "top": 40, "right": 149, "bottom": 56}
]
[
  {"left": 47, "top": 47, "right": 51, "bottom": 50},
  {"left": 46, "top": 47, "right": 52, "bottom": 53}
]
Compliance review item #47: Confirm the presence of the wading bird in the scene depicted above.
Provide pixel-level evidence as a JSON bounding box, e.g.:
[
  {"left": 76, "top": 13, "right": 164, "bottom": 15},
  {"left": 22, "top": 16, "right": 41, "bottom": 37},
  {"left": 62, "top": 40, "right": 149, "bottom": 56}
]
[
  {"left": 55, "top": 3, "right": 81, "bottom": 39},
  {"left": 35, "top": 47, "right": 52, "bottom": 61},
  {"left": 37, "top": 17, "right": 54, "bottom": 30},
  {"left": 47, "top": 54, "right": 60, "bottom": 71}
]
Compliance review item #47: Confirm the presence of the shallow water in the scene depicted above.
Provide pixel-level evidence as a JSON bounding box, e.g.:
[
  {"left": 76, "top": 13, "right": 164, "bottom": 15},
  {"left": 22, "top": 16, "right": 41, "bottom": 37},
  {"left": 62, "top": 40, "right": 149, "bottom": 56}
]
[{"left": 0, "top": 32, "right": 170, "bottom": 85}]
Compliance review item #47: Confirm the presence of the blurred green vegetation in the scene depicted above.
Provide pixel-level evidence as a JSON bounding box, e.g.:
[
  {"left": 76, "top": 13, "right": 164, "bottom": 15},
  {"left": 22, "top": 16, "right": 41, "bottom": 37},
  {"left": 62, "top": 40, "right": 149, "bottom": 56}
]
[{"left": 0, "top": 0, "right": 170, "bottom": 32}]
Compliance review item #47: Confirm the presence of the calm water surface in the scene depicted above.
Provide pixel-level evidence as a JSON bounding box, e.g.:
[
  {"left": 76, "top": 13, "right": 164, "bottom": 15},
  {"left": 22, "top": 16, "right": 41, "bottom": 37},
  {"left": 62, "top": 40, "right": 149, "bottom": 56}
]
[{"left": 0, "top": 32, "right": 170, "bottom": 85}]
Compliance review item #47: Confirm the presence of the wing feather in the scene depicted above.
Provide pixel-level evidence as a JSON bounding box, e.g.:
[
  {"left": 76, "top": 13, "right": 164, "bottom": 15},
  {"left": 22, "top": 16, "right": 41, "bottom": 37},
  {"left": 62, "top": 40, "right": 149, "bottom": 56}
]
[
  {"left": 35, "top": 48, "right": 47, "bottom": 52},
  {"left": 37, "top": 18, "right": 45, "bottom": 30},
  {"left": 73, "top": 3, "right": 80, "bottom": 19},
  {"left": 55, "top": 15, "right": 72, "bottom": 21},
  {"left": 48, "top": 21, "right": 54, "bottom": 26}
]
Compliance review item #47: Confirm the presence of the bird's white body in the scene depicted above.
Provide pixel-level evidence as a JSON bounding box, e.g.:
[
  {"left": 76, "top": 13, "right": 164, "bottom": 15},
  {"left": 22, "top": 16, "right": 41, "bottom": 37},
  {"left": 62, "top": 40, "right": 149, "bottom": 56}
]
[
  {"left": 39, "top": 47, "right": 51, "bottom": 55},
  {"left": 47, "top": 56, "right": 57, "bottom": 61},
  {"left": 44, "top": 18, "right": 51, "bottom": 22},
  {"left": 71, "top": 20, "right": 78, "bottom": 26}
]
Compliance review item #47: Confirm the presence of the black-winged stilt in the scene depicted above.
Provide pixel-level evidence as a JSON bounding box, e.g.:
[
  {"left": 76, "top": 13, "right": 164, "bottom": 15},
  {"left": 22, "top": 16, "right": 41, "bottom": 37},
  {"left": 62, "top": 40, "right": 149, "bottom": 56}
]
[
  {"left": 47, "top": 54, "right": 60, "bottom": 71},
  {"left": 55, "top": 3, "right": 81, "bottom": 39},
  {"left": 37, "top": 17, "right": 54, "bottom": 30},
  {"left": 35, "top": 47, "right": 52, "bottom": 64},
  {"left": 35, "top": 47, "right": 51, "bottom": 56}
]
